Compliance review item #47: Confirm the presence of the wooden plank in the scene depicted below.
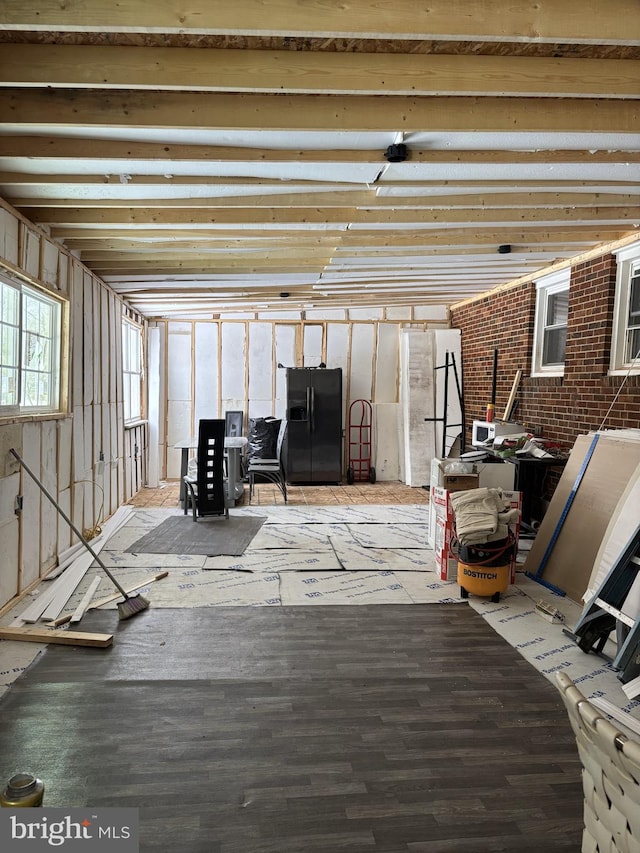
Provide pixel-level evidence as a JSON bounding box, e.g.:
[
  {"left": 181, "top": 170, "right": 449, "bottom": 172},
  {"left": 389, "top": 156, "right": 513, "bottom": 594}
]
[
  {"left": 6, "top": 90, "right": 638, "bottom": 135},
  {"left": 0, "top": 625, "right": 113, "bottom": 648},
  {"left": 70, "top": 576, "right": 101, "bottom": 624},
  {"left": 4, "top": 45, "right": 637, "bottom": 98},
  {"left": 50, "top": 570, "right": 169, "bottom": 627},
  {"left": 502, "top": 369, "right": 522, "bottom": 420},
  {"left": 2, "top": 0, "right": 633, "bottom": 44}
]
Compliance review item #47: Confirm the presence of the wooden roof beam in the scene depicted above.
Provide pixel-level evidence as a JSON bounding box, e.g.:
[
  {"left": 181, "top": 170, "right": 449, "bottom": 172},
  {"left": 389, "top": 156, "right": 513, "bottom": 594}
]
[
  {"left": 1, "top": 0, "right": 638, "bottom": 45},
  {"left": 1, "top": 90, "right": 638, "bottom": 133},
  {"left": 2, "top": 45, "right": 638, "bottom": 98}
]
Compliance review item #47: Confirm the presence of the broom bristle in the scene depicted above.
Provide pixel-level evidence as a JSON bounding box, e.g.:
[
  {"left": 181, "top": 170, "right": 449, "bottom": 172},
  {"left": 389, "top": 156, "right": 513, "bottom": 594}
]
[{"left": 117, "top": 594, "right": 150, "bottom": 620}]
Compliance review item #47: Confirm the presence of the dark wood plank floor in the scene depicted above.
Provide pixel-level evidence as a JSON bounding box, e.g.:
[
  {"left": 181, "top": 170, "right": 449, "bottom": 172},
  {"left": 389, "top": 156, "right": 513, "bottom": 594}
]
[{"left": 0, "top": 606, "right": 583, "bottom": 852}]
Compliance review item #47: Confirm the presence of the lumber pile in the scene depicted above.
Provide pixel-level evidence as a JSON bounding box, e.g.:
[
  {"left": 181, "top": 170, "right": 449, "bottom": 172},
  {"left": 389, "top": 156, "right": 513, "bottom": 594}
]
[{"left": 2, "top": 506, "right": 167, "bottom": 648}]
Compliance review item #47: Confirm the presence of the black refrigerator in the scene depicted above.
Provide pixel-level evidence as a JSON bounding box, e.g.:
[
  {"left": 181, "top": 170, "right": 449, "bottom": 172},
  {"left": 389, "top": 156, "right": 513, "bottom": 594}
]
[{"left": 285, "top": 367, "right": 342, "bottom": 484}]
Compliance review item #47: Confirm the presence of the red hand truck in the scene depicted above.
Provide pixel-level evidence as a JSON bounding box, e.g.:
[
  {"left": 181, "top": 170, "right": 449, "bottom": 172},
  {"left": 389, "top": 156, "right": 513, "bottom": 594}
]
[{"left": 346, "top": 399, "right": 376, "bottom": 484}]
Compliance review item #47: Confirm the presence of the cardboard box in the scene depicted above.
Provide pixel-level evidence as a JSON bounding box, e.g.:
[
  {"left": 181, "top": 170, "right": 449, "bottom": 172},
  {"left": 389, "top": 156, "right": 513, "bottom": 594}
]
[
  {"left": 431, "top": 486, "right": 522, "bottom": 583},
  {"left": 442, "top": 473, "right": 479, "bottom": 492}
]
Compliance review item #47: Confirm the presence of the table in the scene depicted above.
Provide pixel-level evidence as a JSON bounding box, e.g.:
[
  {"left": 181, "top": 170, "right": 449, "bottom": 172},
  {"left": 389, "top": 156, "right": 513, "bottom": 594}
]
[{"left": 173, "top": 436, "right": 248, "bottom": 507}]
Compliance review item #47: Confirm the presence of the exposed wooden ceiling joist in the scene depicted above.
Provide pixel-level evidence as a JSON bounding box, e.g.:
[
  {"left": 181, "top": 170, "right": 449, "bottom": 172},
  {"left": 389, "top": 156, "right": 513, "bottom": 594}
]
[
  {"left": 2, "top": 0, "right": 638, "bottom": 45},
  {"left": 1, "top": 4, "right": 639, "bottom": 317},
  {"left": 2, "top": 44, "right": 638, "bottom": 98},
  {"left": 2, "top": 89, "right": 639, "bottom": 133}
]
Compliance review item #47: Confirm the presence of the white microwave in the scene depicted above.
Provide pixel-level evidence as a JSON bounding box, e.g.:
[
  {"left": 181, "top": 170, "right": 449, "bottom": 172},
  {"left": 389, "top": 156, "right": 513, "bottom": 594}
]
[{"left": 471, "top": 420, "right": 524, "bottom": 447}]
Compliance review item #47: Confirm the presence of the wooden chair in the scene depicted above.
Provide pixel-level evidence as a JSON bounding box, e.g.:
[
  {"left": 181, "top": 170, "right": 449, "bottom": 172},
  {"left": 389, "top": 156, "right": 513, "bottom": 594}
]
[
  {"left": 248, "top": 419, "right": 288, "bottom": 503},
  {"left": 556, "top": 671, "right": 640, "bottom": 852},
  {"left": 183, "top": 419, "right": 229, "bottom": 521}
]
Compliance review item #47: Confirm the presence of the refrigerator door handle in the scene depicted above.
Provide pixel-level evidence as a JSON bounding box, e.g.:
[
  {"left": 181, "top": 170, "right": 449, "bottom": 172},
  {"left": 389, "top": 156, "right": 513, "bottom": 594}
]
[
  {"left": 309, "top": 386, "right": 315, "bottom": 433},
  {"left": 306, "top": 386, "right": 312, "bottom": 433}
]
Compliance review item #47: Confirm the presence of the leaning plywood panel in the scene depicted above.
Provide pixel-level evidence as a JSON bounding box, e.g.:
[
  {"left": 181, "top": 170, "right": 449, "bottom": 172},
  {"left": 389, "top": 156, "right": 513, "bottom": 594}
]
[
  {"left": 523, "top": 434, "right": 640, "bottom": 603},
  {"left": 19, "top": 423, "right": 41, "bottom": 589}
]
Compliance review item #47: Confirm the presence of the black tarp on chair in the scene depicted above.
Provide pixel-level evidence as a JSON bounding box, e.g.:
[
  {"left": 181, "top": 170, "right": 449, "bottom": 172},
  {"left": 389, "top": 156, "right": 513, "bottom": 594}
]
[{"left": 184, "top": 419, "right": 229, "bottom": 521}]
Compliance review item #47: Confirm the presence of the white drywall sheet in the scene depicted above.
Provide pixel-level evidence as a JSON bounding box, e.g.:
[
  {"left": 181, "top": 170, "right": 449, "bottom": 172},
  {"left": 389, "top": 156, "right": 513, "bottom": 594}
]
[
  {"left": 326, "top": 323, "right": 349, "bottom": 426},
  {"left": 400, "top": 329, "right": 436, "bottom": 487}
]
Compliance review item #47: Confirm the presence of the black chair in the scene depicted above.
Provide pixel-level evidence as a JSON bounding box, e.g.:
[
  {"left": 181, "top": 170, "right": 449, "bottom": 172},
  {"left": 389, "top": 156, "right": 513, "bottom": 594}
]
[
  {"left": 247, "top": 419, "right": 288, "bottom": 503},
  {"left": 183, "top": 419, "right": 229, "bottom": 521}
]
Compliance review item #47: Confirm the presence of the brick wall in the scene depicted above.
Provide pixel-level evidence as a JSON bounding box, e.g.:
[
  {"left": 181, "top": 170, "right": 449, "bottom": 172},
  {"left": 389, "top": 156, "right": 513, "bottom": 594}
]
[{"left": 450, "top": 251, "right": 640, "bottom": 453}]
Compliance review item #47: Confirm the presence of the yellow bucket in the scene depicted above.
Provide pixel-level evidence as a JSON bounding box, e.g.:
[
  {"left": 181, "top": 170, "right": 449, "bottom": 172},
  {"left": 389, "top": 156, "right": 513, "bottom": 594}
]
[{"left": 457, "top": 561, "right": 510, "bottom": 603}]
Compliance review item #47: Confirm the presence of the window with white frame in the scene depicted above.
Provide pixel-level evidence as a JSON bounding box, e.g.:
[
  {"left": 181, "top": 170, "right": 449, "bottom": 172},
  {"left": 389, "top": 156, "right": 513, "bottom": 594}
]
[
  {"left": 122, "top": 318, "right": 143, "bottom": 423},
  {"left": 0, "top": 275, "right": 63, "bottom": 415},
  {"left": 611, "top": 242, "right": 640, "bottom": 373},
  {"left": 531, "top": 269, "right": 570, "bottom": 376}
]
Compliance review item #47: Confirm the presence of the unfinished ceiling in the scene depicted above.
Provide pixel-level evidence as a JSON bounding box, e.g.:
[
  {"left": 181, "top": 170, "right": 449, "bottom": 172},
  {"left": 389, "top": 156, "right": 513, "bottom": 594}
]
[{"left": 0, "top": 1, "right": 639, "bottom": 318}]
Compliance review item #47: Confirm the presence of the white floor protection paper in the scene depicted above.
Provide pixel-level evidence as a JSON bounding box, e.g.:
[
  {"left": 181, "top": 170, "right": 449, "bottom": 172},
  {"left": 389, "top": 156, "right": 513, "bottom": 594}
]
[
  {"left": 279, "top": 570, "right": 415, "bottom": 605},
  {"left": 246, "top": 523, "right": 350, "bottom": 550},
  {"left": 330, "top": 533, "right": 436, "bottom": 572},
  {"left": 347, "top": 523, "right": 431, "bottom": 549}
]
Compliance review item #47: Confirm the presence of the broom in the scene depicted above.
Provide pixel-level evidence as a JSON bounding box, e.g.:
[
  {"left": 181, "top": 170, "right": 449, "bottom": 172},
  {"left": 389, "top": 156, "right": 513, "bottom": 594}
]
[{"left": 10, "top": 448, "right": 149, "bottom": 620}]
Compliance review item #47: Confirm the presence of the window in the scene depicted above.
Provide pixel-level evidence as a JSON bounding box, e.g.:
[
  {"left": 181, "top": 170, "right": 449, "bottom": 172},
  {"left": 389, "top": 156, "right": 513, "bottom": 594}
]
[
  {"left": 611, "top": 241, "right": 640, "bottom": 373},
  {"left": 122, "top": 318, "right": 143, "bottom": 423},
  {"left": 531, "top": 269, "right": 570, "bottom": 376},
  {"left": 0, "top": 276, "right": 63, "bottom": 414}
]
